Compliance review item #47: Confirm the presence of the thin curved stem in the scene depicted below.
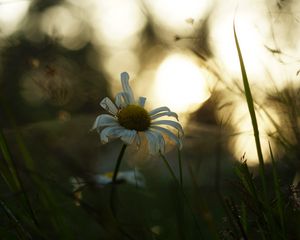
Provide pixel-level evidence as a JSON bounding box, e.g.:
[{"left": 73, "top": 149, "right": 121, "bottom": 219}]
[
  {"left": 110, "top": 144, "right": 127, "bottom": 223},
  {"left": 112, "top": 144, "right": 127, "bottom": 183}
]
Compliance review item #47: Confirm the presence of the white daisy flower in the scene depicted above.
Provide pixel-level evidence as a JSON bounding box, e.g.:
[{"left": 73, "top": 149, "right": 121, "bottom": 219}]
[{"left": 92, "top": 72, "right": 183, "bottom": 154}]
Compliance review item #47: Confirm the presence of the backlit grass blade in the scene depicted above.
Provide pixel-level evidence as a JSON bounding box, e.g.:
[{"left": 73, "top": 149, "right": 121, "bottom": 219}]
[
  {"left": 233, "top": 21, "right": 284, "bottom": 240},
  {"left": 233, "top": 21, "right": 267, "bottom": 194}
]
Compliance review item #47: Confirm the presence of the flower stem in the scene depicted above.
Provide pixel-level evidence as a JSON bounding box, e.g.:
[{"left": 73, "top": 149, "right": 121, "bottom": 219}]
[
  {"left": 110, "top": 144, "right": 127, "bottom": 218},
  {"left": 112, "top": 144, "right": 127, "bottom": 183}
]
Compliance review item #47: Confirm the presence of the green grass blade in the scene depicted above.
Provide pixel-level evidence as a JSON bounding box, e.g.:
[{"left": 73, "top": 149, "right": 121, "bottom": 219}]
[
  {"left": 222, "top": 197, "right": 240, "bottom": 238},
  {"left": 240, "top": 202, "right": 248, "bottom": 235},
  {"left": 227, "top": 197, "right": 249, "bottom": 240},
  {"left": 0, "top": 128, "right": 40, "bottom": 227},
  {"left": 0, "top": 128, "right": 21, "bottom": 190},
  {"left": 269, "top": 142, "right": 287, "bottom": 239},
  {"left": 235, "top": 162, "right": 259, "bottom": 200},
  {"left": 0, "top": 200, "right": 32, "bottom": 240},
  {"left": 233, "top": 21, "right": 267, "bottom": 197},
  {"left": 233, "top": 21, "right": 288, "bottom": 240}
]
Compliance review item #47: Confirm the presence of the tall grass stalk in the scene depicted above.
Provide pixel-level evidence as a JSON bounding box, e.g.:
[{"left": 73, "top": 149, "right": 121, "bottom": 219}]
[
  {"left": 233, "top": 22, "right": 286, "bottom": 240},
  {"left": 233, "top": 22, "right": 267, "bottom": 195}
]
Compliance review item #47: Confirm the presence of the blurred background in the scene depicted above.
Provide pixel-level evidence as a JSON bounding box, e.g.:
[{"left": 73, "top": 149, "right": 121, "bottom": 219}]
[{"left": 1, "top": 0, "right": 300, "bottom": 239}]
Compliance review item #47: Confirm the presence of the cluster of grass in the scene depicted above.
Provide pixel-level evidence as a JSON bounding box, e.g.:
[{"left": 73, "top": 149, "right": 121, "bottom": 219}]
[{"left": 1, "top": 27, "right": 300, "bottom": 240}]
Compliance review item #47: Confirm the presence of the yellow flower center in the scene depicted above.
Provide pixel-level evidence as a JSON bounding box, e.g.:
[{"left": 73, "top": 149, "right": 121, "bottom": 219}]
[{"left": 117, "top": 105, "right": 151, "bottom": 131}]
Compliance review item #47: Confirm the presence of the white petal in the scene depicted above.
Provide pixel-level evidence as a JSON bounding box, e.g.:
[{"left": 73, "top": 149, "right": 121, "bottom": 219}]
[
  {"left": 115, "top": 92, "right": 129, "bottom": 108},
  {"left": 120, "top": 129, "right": 137, "bottom": 145},
  {"left": 100, "top": 126, "right": 124, "bottom": 143},
  {"left": 144, "top": 131, "right": 157, "bottom": 154},
  {"left": 155, "top": 131, "right": 166, "bottom": 153},
  {"left": 151, "top": 120, "right": 184, "bottom": 136},
  {"left": 138, "top": 97, "right": 146, "bottom": 108},
  {"left": 150, "top": 126, "right": 182, "bottom": 149},
  {"left": 111, "top": 127, "right": 128, "bottom": 138},
  {"left": 121, "top": 72, "right": 129, "bottom": 81},
  {"left": 145, "top": 130, "right": 165, "bottom": 154},
  {"left": 153, "top": 131, "right": 165, "bottom": 153},
  {"left": 100, "top": 97, "right": 118, "bottom": 115},
  {"left": 135, "top": 133, "right": 141, "bottom": 146},
  {"left": 92, "top": 114, "right": 118, "bottom": 130},
  {"left": 150, "top": 111, "right": 178, "bottom": 121},
  {"left": 149, "top": 106, "right": 171, "bottom": 116},
  {"left": 121, "top": 72, "right": 135, "bottom": 104}
]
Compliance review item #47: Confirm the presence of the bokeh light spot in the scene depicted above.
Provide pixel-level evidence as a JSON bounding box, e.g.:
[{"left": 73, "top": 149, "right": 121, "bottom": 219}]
[
  {"left": 0, "top": 0, "right": 30, "bottom": 36},
  {"left": 154, "top": 53, "right": 211, "bottom": 113}
]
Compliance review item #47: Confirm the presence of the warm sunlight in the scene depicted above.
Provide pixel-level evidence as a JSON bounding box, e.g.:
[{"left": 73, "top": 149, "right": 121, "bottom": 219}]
[
  {"left": 228, "top": 103, "right": 280, "bottom": 165},
  {"left": 0, "top": 0, "right": 30, "bottom": 36},
  {"left": 153, "top": 53, "right": 211, "bottom": 113},
  {"left": 212, "top": 15, "right": 266, "bottom": 80},
  {"left": 90, "top": 0, "right": 146, "bottom": 47},
  {"left": 41, "top": 5, "right": 87, "bottom": 50},
  {"left": 145, "top": 0, "right": 211, "bottom": 32}
]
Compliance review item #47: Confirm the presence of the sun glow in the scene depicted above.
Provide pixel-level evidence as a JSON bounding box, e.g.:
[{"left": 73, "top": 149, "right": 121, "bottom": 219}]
[
  {"left": 145, "top": 0, "right": 211, "bottom": 32},
  {"left": 153, "top": 53, "right": 211, "bottom": 114},
  {"left": 227, "top": 103, "right": 280, "bottom": 165},
  {"left": 0, "top": 0, "right": 30, "bottom": 36},
  {"left": 90, "top": 0, "right": 146, "bottom": 47}
]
